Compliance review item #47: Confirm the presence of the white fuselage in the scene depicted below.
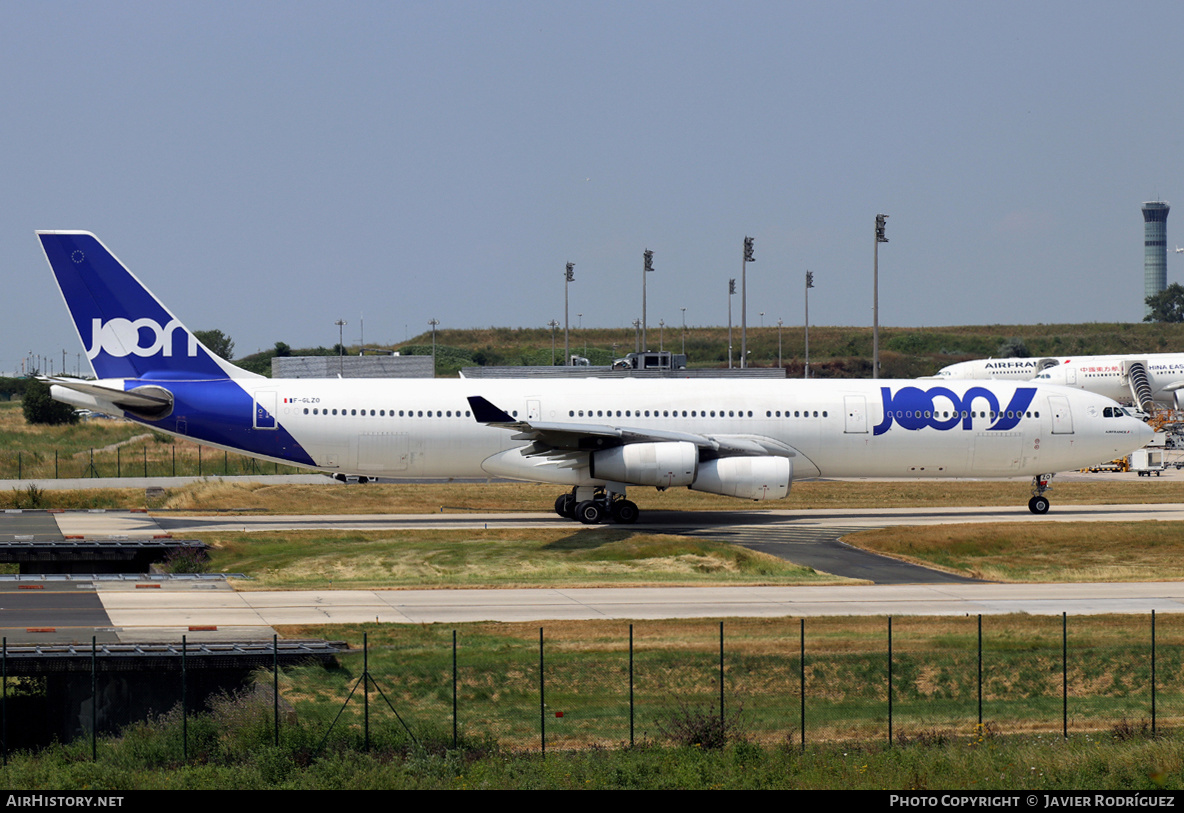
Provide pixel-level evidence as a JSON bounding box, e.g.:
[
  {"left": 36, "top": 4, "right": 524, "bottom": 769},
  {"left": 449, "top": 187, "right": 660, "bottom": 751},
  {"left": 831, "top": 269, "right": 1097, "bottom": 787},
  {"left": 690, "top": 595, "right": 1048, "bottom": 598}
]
[{"left": 65, "top": 376, "right": 1151, "bottom": 486}]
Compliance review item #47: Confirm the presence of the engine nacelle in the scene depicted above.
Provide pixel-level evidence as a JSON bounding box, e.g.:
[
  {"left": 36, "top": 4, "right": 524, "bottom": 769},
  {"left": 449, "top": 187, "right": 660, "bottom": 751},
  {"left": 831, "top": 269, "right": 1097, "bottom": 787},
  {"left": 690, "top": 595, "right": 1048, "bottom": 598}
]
[
  {"left": 691, "top": 456, "right": 792, "bottom": 501},
  {"left": 590, "top": 441, "right": 697, "bottom": 488}
]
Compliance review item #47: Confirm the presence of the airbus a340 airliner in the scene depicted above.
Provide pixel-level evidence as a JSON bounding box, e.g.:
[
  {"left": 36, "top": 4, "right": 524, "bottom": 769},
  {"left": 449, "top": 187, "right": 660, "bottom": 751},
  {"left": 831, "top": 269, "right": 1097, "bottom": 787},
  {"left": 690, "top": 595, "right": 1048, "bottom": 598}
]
[{"left": 37, "top": 231, "right": 1152, "bottom": 520}]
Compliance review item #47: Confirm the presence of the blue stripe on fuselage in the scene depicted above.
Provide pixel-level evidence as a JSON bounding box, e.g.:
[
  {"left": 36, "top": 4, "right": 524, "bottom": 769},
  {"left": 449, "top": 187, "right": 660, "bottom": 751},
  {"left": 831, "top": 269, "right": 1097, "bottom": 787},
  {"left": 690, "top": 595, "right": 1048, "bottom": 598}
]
[{"left": 125, "top": 378, "right": 317, "bottom": 468}]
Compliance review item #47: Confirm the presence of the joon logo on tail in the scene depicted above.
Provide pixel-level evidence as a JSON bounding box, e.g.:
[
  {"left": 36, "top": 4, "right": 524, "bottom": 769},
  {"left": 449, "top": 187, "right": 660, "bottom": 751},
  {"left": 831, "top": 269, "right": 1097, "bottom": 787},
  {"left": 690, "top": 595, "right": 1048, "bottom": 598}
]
[
  {"left": 873, "top": 386, "right": 1037, "bottom": 436},
  {"left": 85, "top": 317, "right": 198, "bottom": 360}
]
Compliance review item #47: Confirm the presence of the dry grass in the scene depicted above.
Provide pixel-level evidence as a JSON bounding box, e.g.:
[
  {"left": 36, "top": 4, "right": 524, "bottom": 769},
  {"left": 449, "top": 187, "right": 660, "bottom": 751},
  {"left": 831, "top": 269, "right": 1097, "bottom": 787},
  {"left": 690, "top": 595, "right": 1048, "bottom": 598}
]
[
  {"left": 138, "top": 476, "right": 1184, "bottom": 515},
  {"left": 847, "top": 520, "right": 1184, "bottom": 582},
  {"left": 206, "top": 526, "right": 838, "bottom": 590}
]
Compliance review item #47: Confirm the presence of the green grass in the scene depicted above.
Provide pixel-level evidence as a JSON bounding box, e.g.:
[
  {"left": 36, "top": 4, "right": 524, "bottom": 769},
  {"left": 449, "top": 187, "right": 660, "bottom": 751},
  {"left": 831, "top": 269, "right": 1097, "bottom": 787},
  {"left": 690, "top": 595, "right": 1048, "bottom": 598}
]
[
  {"left": 6, "top": 727, "right": 1184, "bottom": 789},
  {"left": 250, "top": 617, "right": 1184, "bottom": 751},
  {"left": 231, "top": 320, "right": 1184, "bottom": 378},
  {"left": 5, "top": 615, "right": 1184, "bottom": 788}
]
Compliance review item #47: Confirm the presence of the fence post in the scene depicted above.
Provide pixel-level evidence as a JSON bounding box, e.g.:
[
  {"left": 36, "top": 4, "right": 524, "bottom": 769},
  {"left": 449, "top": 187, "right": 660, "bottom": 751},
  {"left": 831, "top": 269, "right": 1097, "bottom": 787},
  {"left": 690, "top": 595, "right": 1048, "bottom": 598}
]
[
  {"left": 273, "top": 634, "right": 279, "bottom": 747},
  {"left": 54, "top": 450, "right": 58, "bottom": 479},
  {"left": 719, "top": 621, "right": 724, "bottom": 725},
  {"left": 1152, "top": 610, "right": 1157, "bottom": 736},
  {"left": 1062, "top": 612, "right": 1068, "bottom": 739},
  {"left": 452, "top": 630, "right": 458, "bottom": 749},
  {"left": 117, "top": 447, "right": 120, "bottom": 478},
  {"left": 629, "top": 624, "right": 635, "bottom": 748},
  {"left": 539, "top": 627, "right": 545, "bottom": 756},
  {"left": 888, "top": 616, "right": 893, "bottom": 746},
  {"left": 16, "top": 452, "right": 19, "bottom": 480},
  {"left": 978, "top": 614, "right": 983, "bottom": 728},
  {"left": 182, "top": 635, "right": 188, "bottom": 762},
  {"left": 799, "top": 618, "right": 805, "bottom": 751},
  {"left": 363, "top": 633, "right": 370, "bottom": 750},
  {"left": 91, "top": 636, "right": 98, "bottom": 760},
  {"left": 2, "top": 637, "right": 6, "bottom": 766}
]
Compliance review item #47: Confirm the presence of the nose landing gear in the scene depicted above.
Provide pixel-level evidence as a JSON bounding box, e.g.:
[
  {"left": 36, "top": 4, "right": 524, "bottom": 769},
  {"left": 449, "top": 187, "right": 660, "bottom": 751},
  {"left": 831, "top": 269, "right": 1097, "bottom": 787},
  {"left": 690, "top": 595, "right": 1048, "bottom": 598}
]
[{"left": 1028, "top": 473, "right": 1053, "bottom": 514}]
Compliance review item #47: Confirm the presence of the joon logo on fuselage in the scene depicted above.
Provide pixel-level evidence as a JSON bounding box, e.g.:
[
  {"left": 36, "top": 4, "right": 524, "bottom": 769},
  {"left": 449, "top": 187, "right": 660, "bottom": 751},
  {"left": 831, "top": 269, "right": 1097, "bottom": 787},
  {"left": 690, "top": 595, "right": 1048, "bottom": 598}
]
[
  {"left": 873, "top": 386, "right": 1037, "bottom": 436},
  {"left": 85, "top": 317, "right": 198, "bottom": 360}
]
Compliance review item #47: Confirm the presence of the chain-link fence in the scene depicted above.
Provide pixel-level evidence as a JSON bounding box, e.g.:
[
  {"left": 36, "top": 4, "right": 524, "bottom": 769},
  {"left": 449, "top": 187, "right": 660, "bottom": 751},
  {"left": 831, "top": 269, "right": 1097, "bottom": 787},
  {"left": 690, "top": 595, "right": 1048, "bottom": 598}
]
[
  {"left": 5, "top": 613, "right": 1180, "bottom": 758},
  {"left": 0, "top": 443, "right": 304, "bottom": 482}
]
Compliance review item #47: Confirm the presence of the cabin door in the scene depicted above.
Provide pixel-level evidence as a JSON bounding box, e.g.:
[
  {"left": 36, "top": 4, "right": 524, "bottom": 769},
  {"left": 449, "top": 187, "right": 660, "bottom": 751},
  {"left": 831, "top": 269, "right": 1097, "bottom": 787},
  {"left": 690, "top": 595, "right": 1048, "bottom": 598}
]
[
  {"left": 1048, "top": 396, "right": 1074, "bottom": 434},
  {"left": 843, "top": 395, "right": 868, "bottom": 433}
]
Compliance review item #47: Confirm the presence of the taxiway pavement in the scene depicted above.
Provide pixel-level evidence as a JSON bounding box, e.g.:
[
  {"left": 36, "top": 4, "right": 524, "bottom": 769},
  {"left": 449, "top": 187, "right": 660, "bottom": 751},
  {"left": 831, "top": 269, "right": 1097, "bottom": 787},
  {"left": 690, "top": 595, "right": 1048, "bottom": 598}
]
[{"left": 2, "top": 501, "right": 1182, "bottom": 643}]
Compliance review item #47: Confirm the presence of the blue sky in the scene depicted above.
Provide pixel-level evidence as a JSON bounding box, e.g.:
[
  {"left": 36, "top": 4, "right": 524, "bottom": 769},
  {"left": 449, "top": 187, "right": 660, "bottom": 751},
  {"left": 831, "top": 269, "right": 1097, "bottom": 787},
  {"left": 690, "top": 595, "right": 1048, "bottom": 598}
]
[{"left": 5, "top": 1, "right": 1184, "bottom": 374}]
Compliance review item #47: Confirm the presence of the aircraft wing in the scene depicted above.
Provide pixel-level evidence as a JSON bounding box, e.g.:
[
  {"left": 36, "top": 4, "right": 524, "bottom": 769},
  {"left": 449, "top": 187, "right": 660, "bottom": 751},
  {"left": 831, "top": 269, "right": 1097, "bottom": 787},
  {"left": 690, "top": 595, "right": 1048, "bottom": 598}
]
[{"left": 467, "top": 395, "right": 794, "bottom": 459}]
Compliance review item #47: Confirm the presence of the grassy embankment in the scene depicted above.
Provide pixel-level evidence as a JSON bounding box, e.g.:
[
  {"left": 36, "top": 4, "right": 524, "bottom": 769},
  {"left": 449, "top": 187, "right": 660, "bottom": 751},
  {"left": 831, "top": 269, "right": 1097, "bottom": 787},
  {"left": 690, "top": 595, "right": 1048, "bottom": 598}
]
[
  {"left": 238, "top": 320, "right": 1184, "bottom": 378},
  {"left": 4, "top": 615, "right": 1184, "bottom": 788},
  {"left": 0, "top": 401, "right": 304, "bottom": 480}
]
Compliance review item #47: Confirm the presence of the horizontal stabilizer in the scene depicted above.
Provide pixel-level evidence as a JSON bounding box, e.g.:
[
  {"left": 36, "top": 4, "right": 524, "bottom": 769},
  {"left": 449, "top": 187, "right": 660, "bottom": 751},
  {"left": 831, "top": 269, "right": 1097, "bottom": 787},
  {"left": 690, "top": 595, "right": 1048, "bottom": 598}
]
[{"left": 43, "top": 377, "right": 173, "bottom": 417}]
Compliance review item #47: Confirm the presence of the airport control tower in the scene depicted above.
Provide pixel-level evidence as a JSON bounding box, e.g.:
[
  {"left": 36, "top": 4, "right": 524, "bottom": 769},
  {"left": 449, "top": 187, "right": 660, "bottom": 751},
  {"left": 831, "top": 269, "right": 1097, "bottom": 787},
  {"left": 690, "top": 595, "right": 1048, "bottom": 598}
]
[{"left": 1143, "top": 200, "right": 1170, "bottom": 317}]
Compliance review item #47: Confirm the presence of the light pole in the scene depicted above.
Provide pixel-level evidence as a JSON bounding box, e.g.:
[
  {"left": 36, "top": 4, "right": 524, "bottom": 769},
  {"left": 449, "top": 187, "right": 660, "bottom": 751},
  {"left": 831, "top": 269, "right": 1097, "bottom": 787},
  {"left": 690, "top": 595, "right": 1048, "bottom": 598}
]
[
  {"left": 873, "top": 214, "right": 888, "bottom": 379},
  {"left": 777, "top": 318, "right": 783, "bottom": 368},
  {"left": 740, "top": 237, "right": 754, "bottom": 368},
  {"left": 680, "top": 307, "right": 687, "bottom": 356},
  {"left": 428, "top": 318, "right": 439, "bottom": 375},
  {"left": 335, "top": 319, "right": 347, "bottom": 376},
  {"left": 564, "top": 263, "right": 574, "bottom": 366},
  {"left": 659, "top": 319, "right": 665, "bottom": 352},
  {"left": 727, "top": 279, "right": 735, "bottom": 369},
  {"left": 805, "top": 271, "right": 814, "bottom": 379},
  {"left": 578, "top": 313, "right": 585, "bottom": 357},
  {"left": 632, "top": 319, "right": 641, "bottom": 353},
  {"left": 642, "top": 250, "right": 654, "bottom": 351},
  {"left": 548, "top": 319, "right": 559, "bottom": 365}
]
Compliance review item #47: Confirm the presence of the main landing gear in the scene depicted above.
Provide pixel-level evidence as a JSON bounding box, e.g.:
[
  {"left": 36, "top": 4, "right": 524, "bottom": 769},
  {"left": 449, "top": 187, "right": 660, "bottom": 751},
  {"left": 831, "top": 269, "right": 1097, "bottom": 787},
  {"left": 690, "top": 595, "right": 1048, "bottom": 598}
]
[
  {"left": 1028, "top": 473, "right": 1054, "bottom": 515},
  {"left": 554, "top": 487, "right": 639, "bottom": 525}
]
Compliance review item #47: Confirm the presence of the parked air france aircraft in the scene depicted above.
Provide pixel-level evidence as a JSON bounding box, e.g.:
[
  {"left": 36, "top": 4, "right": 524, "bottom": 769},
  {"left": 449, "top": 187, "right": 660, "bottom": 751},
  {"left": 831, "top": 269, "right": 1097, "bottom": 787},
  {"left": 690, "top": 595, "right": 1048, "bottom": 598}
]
[
  {"left": 933, "top": 358, "right": 1060, "bottom": 381},
  {"left": 38, "top": 231, "right": 1152, "bottom": 519},
  {"left": 936, "top": 355, "right": 1184, "bottom": 412}
]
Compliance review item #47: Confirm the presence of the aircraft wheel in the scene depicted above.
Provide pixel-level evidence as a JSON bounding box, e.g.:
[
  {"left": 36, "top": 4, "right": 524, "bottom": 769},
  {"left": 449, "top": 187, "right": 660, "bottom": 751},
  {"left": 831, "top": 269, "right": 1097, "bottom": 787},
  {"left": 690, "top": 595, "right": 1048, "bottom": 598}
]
[
  {"left": 555, "top": 493, "right": 575, "bottom": 518},
  {"left": 575, "top": 500, "right": 605, "bottom": 525},
  {"left": 611, "top": 500, "right": 639, "bottom": 524},
  {"left": 1028, "top": 496, "right": 1050, "bottom": 515}
]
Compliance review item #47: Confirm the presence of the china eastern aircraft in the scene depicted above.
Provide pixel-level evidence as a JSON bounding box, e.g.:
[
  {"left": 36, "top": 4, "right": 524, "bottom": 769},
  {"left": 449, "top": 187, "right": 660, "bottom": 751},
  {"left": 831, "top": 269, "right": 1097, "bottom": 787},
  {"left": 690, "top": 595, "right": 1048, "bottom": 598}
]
[
  {"left": 37, "top": 231, "right": 1152, "bottom": 519},
  {"left": 936, "top": 354, "right": 1184, "bottom": 412}
]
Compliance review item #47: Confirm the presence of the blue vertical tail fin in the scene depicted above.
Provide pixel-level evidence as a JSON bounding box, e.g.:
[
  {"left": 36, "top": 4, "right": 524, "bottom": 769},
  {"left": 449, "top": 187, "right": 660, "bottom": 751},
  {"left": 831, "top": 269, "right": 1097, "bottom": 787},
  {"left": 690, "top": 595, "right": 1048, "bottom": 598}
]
[{"left": 37, "top": 231, "right": 256, "bottom": 380}]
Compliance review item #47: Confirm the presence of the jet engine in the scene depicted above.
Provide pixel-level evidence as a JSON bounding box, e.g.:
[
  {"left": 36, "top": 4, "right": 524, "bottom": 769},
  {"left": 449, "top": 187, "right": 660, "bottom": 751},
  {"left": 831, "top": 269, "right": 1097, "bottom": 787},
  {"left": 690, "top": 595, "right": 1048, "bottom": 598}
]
[
  {"left": 690, "top": 456, "right": 791, "bottom": 500},
  {"left": 590, "top": 441, "right": 697, "bottom": 488}
]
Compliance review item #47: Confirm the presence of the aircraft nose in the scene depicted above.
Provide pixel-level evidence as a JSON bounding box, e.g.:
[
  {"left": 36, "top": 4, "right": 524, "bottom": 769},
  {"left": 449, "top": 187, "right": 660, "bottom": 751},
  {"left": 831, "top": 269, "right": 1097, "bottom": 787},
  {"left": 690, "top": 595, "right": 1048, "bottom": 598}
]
[{"left": 1138, "top": 419, "right": 1157, "bottom": 447}]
